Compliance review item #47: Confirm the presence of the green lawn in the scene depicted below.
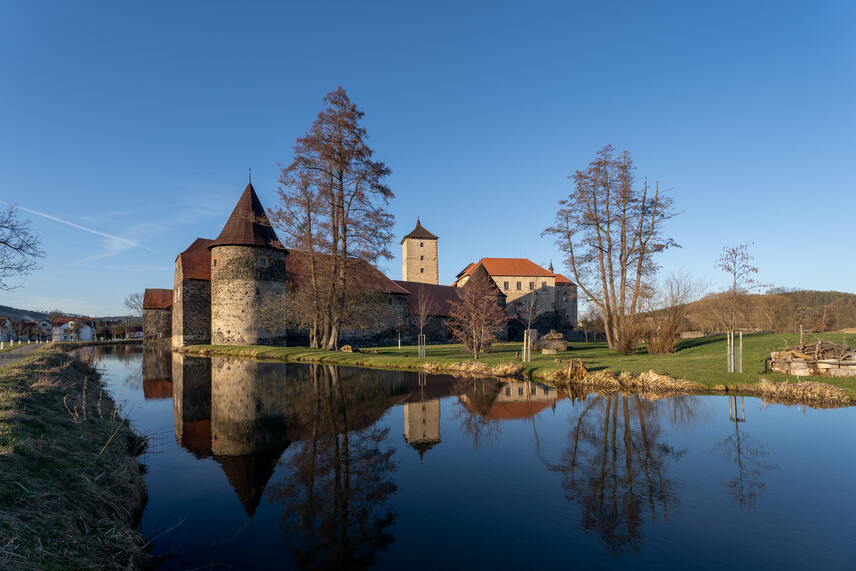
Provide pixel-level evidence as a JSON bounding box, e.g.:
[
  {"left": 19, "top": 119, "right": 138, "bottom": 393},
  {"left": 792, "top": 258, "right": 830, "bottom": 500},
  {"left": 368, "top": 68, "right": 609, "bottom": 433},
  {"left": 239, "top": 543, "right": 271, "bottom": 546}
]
[{"left": 187, "top": 331, "right": 856, "bottom": 400}]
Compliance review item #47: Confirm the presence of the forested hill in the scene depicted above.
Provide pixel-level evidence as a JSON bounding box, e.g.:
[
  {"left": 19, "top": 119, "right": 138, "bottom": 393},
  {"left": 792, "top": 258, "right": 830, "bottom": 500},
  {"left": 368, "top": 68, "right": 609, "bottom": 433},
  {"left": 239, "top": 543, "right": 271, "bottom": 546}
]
[
  {"left": 685, "top": 290, "right": 856, "bottom": 332},
  {"left": 0, "top": 304, "right": 47, "bottom": 322}
]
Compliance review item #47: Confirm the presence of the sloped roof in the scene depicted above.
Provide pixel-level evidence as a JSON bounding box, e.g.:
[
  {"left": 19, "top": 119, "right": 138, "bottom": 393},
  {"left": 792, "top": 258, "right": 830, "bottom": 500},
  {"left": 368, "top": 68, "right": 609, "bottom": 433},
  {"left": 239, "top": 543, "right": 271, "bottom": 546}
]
[
  {"left": 143, "top": 288, "right": 173, "bottom": 310},
  {"left": 457, "top": 258, "right": 553, "bottom": 278},
  {"left": 554, "top": 273, "right": 573, "bottom": 285},
  {"left": 177, "top": 238, "right": 214, "bottom": 281},
  {"left": 286, "top": 250, "right": 410, "bottom": 295},
  {"left": 400, "top": 219, "right": 438, "bottom": 244},
  {"left": 463, "top": 263, "right": 506, "bottom": 297},
  {"left": 394, "top": 281, "right": 459, "bottom": 317},
  {"left": 51, "top": 316, "right": 94, "bottom": 327},
  {"left": 215, "top": 447, "right": 286, "bottom": 518},
  {"left": 209, "top": 183, "right": 284, "bottom": 251}
]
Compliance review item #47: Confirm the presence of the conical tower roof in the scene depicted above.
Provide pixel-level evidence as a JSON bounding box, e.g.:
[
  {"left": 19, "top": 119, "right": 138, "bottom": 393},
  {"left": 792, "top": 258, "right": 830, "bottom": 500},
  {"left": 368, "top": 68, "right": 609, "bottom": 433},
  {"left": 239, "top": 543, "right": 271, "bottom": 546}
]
[
  {"left": 209, "top": 183, "right": 284, "bottom": 250},
  {"left": 400, "top": 218, "right": 438, "bottom": 244}
]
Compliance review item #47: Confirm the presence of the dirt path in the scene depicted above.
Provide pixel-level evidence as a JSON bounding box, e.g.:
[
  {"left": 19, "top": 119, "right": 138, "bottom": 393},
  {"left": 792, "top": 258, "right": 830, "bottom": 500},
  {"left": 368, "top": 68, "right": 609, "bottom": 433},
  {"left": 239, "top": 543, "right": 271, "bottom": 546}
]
[{"left": 0, "top": 343, "right": 40, "bottom": 368}]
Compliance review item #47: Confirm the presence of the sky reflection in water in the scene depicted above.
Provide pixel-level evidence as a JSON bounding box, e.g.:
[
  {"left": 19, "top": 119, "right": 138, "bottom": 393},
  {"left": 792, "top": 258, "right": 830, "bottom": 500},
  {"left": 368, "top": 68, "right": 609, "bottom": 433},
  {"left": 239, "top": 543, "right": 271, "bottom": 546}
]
[{"left": 89, "top": 345, "right": 856, "bottom": 570}]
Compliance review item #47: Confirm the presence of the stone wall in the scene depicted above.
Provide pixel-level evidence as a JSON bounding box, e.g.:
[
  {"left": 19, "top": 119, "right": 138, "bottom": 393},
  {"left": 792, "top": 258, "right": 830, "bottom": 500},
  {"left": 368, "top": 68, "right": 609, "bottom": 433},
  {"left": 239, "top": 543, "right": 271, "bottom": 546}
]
[
  {"left": 172, "top": 352, "right": 213, "bottom": 455},
  {"left": 172, "top": 258, "right": 211, "bottom": 348},
  {"left": 142, "top": 308, "right": 172, "bottom": 344},
  {"left": 769, "top": 353, "right": 856, "bottom": 377},
  {"left": 210, "top": 245, "right": 287, "bottom": 346},
  {"left": 402, "top": 237, "right": 438, "bottom": 284}
]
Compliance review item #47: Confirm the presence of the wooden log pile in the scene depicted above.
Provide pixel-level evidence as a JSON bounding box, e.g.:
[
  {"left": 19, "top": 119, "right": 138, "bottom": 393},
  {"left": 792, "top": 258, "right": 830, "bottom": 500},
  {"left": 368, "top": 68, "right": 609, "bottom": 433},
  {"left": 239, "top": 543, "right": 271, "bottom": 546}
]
[{"left": 777, "top": 340, "right": 855, "bottom": 362}]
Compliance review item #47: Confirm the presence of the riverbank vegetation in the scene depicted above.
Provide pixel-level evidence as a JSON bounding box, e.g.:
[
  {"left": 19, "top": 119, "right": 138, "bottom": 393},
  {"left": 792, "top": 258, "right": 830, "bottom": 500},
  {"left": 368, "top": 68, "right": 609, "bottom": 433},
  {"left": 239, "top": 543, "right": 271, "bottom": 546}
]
[
  {"left": 183, "top": 331, "right": 856, "bottom": 403},
  {"left": 0, "top": 347, "right": 148, "bottom": 569}
]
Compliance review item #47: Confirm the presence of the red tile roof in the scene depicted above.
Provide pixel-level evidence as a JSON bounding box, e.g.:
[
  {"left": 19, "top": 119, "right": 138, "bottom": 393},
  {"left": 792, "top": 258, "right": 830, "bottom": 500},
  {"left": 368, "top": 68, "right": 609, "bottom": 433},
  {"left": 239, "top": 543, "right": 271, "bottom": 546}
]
[
  {"left": 454, "top": 258, "right": 576, "bottom": 287},
  {"left": 400, "top": 219, "right": 438, "bottom": 244},
  {"left": 177, "top": 238, "right": 214, "bottom": 281},
  {"left": 394, "top": 281, "right": 460, "bottom": 317},
  {"left": 209, "top": 183, "right": 284, "bottom": 251},
  {"left": 143, "top": 288, "right": 173, "bottom": 310}
]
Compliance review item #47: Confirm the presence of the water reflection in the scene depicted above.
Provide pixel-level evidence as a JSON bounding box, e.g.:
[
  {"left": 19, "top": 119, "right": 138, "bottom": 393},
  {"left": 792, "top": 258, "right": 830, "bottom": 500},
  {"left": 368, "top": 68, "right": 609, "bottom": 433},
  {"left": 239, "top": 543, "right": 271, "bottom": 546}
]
[
  {"left": 542, "top": 393, "right": 699, "bottom": 555},
  {"left": 266, "top": 364, "right": 401, "bottom": 570},
  {"left": 713, "top": 396, "right": 778, "bottom": 509}
]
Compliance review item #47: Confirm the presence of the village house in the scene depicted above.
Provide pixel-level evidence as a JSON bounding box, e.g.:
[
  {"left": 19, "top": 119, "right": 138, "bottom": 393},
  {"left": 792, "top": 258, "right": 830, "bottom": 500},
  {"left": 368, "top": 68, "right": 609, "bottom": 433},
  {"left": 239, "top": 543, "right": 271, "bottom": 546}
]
[{"left": 51, "top": 317, "right": 95, "bottom": 342}]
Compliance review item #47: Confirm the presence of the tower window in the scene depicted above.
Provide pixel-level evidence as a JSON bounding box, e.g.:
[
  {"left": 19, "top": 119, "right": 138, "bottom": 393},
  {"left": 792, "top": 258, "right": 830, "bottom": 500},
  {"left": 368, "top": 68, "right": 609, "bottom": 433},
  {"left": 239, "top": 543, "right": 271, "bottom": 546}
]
[
  {"left": 259, "top": 258, "right": 267, "bottom": 267},
  {"left": 420, "top": 242, "right": 423, "bottom": 247},
  {"left": 420, "top": 268, "right": 424, "bottom": 273},
  {"left": 420, "top": 255, "right": 424, "bottom": 260},
  {"left": 213, "top": 258, "right": 218, "bottom": 267}
]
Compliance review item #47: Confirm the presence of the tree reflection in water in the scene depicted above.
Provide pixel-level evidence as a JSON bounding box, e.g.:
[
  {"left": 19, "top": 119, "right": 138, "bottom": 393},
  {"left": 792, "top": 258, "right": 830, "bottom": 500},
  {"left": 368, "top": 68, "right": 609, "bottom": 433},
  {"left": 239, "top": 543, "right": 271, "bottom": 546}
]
[
  {"left": 266, "top": 365, "right": 398, "bottom": 570},
  {"left": 451, "top": 378, "right": 503, "bottom": 451},
  {"left": 713, "top": 396, "right": 778, "bottom": 509},
  {"left": 543, "top": 392, "right": 699, "bottom": 555}
]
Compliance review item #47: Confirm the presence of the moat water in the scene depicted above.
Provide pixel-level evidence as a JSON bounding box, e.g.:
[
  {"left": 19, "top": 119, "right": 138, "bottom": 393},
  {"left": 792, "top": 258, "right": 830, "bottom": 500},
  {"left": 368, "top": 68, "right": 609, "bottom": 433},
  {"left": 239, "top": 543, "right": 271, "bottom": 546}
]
[{"left": 86, "top": 345, "right": 856, "bottom": 570}]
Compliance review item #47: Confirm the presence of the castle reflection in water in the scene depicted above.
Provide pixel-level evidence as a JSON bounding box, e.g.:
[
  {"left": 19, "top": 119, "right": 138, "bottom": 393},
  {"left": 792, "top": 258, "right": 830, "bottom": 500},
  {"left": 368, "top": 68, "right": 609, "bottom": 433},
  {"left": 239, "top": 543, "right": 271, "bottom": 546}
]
[{"left": 141, "top": 347, "right": 565, "bottom": 516}]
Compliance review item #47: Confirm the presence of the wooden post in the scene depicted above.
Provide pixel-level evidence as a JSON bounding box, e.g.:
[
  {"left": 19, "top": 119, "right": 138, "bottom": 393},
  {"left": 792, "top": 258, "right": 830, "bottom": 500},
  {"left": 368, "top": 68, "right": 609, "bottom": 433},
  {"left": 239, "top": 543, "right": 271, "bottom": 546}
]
[{"left": 739, "top": 330, "right": 743, "bottom": 374}]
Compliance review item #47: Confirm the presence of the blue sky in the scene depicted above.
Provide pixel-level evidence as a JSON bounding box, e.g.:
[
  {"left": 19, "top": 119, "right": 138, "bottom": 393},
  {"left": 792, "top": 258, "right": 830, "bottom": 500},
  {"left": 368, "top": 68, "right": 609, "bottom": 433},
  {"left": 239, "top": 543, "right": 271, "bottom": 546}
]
[{"left": 1, "top": 1, "right": 853, "bottom": 316}]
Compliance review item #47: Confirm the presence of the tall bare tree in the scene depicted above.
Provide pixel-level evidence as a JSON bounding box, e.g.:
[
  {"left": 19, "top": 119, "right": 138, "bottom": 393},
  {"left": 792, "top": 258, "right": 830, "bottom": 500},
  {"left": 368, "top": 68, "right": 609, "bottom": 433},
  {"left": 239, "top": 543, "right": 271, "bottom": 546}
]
[
  {"left": 269, "top": 87, "right": 394, "bottom": 350},
  {"left": 545, "top": 145, "right": 677, "bottom": 354},
  {"left": 448, "top": 268, "right": 506, "bottom": 359},
  {"left": 0, "top": 203, "right": 44, "bottom": 290}
]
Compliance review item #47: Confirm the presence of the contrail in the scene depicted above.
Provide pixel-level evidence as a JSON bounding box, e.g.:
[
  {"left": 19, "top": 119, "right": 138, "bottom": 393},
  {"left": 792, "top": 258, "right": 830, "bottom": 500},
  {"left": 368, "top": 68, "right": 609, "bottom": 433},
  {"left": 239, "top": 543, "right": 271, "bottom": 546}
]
[{"left": 14, "top": 204, "right": 158, "bottom": 253}]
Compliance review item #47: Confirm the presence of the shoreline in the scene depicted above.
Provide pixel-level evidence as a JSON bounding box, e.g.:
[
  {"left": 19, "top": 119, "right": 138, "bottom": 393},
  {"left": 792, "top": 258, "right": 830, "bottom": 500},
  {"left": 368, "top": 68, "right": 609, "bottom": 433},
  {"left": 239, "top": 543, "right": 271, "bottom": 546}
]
[
  {"left": 177, "top": 342, "right": 854, "bottom": 408},
  {"left": 0, "top": 346, "right": 149, "bottom": 569}
]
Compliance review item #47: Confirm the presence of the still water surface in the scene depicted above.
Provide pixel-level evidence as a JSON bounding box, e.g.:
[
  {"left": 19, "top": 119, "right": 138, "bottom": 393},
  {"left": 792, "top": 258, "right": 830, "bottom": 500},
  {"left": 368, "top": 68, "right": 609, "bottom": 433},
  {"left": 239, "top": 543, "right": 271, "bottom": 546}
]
[{"left": 88, "top": 345, "right": 856, "bottom": 569}]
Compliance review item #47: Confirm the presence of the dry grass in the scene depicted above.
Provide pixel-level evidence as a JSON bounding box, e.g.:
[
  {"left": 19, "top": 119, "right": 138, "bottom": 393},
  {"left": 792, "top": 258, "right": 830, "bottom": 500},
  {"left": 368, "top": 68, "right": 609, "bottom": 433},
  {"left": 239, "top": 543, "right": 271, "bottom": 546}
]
[
  {"left": 759, "top": 378, "right": 851, "bottom": 407},
  {"left": 0, "top": 348, "right": 148, "bottom": 570},
  {"left": 554, "top": 368, "right": 704, "bottom": 401},
  {"left": 420, "top": 360, "right": 524, "bottom": 378}
]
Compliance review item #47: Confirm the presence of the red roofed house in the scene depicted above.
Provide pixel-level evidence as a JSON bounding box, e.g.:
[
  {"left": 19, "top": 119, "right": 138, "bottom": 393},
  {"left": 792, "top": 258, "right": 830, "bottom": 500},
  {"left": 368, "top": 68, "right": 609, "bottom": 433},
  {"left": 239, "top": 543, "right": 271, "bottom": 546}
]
[
  {"left": 51, "top": 317, "right": 95, "bottom": 342},
  {"left": 454, "top": 258, "right": 577, "bottom": 340},
  {"left": 142, "top": 288, "right": 173, "bottom": 343}
]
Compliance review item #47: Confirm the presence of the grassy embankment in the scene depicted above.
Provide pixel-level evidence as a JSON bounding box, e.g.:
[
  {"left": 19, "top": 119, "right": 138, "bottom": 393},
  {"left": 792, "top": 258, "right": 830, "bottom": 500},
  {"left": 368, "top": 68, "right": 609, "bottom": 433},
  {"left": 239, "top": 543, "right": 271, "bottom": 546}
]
[
  {"left": 0, "top": 347, "right": 148, "bottom": 569},
  {"left": 185, "top": 331, "right": 856, "bottom": 402}
]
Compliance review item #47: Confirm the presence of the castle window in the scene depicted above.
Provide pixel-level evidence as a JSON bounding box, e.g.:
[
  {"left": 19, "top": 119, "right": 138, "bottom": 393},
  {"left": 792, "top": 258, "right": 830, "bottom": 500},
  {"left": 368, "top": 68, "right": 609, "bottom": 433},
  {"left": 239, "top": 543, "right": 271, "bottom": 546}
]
[
  {"left": 420, "top": 268, "right": 424, "bottom": 273},
  {"left": 420, "top": 255, "right": 424, "bottom": 261},
  {"left": 503, "top": 281, "right": 509, "bottom": 290},
  {"left": 213, "top": 258, "right": 218, "bottom": 266},
  {"left": 420, "top": 242, "right": 424, "bottom": 247},
  {"left": 542, "top": 281, "right": 547, "bottom": 289},
  {"left": 516, "top": 282, "right": 522, "bottom": 290},
  {"left": 562, "top": 292, "right": 568, "bottom": 302},
  {"left": 529, "top": 282, "right": 534, "bottom": 290},
  {"left": 259, "top": 258, "right": 267, "bottom": 268},
  {"left": 518, "top": 387, "right": 524, "bottom": 396}
]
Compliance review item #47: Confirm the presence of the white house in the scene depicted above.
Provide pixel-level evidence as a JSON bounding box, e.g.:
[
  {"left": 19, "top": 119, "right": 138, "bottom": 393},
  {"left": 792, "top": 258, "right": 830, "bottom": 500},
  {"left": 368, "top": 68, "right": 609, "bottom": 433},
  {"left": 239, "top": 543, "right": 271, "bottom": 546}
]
[
  {"left": 51, "top": 317, "right": 95, "bottom": 342},
  {"left": 0, "top": 317, "right": 11, "bottom": 342},
  {"left": 37, "top": 319, "right": 52, "bottom": 341}
]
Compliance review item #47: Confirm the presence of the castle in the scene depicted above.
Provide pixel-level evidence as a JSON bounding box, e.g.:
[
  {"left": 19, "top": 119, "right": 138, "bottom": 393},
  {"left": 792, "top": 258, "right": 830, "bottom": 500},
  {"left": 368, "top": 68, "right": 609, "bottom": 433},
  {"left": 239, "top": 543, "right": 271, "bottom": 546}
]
[{"left": 142, "top": 180, "right": 578, "bottom": 346}]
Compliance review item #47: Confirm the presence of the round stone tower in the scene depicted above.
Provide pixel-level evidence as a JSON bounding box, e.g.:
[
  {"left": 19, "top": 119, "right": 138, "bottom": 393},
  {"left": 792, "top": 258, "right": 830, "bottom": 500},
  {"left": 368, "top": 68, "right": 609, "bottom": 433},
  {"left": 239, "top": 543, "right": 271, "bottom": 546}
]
[{"left": 209, "top": 180, "right": 288, "bottom": 346}]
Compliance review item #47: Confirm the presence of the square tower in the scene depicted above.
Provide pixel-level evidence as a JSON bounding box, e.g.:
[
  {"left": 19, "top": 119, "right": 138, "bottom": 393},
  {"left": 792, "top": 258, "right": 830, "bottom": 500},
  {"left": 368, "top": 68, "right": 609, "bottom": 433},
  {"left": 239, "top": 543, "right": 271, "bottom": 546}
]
[{"left": 401, "top": 219, "right": 438, "bottom": 284}]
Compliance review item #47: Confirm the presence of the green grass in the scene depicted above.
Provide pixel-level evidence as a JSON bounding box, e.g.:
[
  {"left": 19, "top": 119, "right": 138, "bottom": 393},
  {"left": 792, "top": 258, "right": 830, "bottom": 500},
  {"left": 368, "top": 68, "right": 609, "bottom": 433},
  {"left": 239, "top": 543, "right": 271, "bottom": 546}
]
[{"left": 186, "top": 332, "right": 856, "bottom": 401}]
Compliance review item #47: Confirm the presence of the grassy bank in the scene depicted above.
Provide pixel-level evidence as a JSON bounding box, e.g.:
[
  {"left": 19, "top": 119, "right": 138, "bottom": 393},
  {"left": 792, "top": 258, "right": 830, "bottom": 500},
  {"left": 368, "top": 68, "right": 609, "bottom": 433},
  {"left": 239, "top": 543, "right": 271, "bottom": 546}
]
[
  {"left": 184, "top": 331, "right": 856, "bottom": 402},
  {"left": 0, "top": 347, "right": 148, "bottom": 569}
]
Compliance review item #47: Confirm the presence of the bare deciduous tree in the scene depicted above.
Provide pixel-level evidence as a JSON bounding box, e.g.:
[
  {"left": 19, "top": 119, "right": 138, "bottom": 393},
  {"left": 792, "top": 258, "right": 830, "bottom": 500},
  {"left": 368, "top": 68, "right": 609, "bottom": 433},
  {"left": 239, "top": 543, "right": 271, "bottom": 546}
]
[
  {"left": 448, "top": 269, "right": 506, "bottom": 360},
  {"left": 643, "top": 270, "right": 706, "bottom": 354},
  {"left": 269, "top": 87, "right": 394, "bottom": 350},
  {"left": 545, "top": 145, "right": 677, "bottom": 354},
  {"left": 0, "top": 203, "right": 44, "bottom": 290},
  {"left": 715, "top": 243, "right": 768, "bottom": 331},
  {"left": 123, "top": 292, "right": 144, "bottom": 319},
  {"left": 410, "top": 283, "right": 438, "bottom": 339}
]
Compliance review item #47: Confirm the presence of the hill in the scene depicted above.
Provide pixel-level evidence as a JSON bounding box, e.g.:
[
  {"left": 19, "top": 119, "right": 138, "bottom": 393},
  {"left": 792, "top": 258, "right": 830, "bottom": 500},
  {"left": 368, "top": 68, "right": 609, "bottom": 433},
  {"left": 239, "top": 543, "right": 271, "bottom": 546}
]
[{"left": 0, "top": 304, "right": 47, "bottom": 322}]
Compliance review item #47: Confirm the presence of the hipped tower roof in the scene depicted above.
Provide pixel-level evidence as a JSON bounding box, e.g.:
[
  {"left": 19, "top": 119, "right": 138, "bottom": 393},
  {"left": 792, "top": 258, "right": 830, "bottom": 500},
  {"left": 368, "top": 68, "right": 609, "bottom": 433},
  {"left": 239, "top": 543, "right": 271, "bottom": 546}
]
[{"left": 209, "top": 183, "right": 284, "bottom": 251}]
